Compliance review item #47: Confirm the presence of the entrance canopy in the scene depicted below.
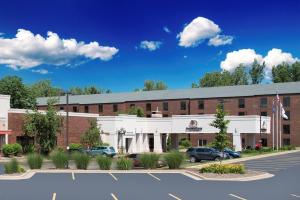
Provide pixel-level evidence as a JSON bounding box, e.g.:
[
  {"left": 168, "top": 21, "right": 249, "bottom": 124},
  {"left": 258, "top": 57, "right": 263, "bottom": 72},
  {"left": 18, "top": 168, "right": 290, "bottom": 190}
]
[{"left": 0, "top": 130, "right": 12, "bottom": 135}]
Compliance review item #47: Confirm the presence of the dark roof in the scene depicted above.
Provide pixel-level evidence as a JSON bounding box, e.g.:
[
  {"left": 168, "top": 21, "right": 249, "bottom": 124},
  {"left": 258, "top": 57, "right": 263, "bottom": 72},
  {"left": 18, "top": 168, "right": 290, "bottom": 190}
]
[{"left": 36, "top": 82, "right": 300, "bottom": 105}]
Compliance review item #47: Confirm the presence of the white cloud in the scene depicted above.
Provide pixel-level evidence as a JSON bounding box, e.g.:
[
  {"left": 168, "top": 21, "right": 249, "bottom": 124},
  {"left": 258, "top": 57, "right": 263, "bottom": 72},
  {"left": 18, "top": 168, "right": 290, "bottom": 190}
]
[
  {"left": 163, "top": 26, "right": 171, "bottom": 33},
  {"left": 177, "top": 17, "right": 221, "bottom": 47},
  {"left": 0, "top": 32, "right": 4, "bottom": 36},
  {"left": 220, "top": 49, "right": 263, "bottom": 71},
  {"left": 139, "top": 40, "right": 162, "bottom": 51},
  {"left": 263, "top": 48, "right": 298, "bottom": 70},
  {"left": 0, "top": 29, "right": 119, "bottom": 70},
  {"left": 208, "top": 35, "right": 233, "bottom": 46},
  {"left": 31, "top": 69, "right": 49, "bottom": 74}
]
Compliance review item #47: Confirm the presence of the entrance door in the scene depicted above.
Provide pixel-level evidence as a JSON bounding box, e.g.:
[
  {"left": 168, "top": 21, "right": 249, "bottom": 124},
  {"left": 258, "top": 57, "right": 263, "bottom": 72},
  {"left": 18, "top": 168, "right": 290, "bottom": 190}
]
[
  {"left": 148, "top": 134, "right": 154, "bottom": 152},
  {"left": 125, "top": 138, "right": 131, "bottom": 153}
]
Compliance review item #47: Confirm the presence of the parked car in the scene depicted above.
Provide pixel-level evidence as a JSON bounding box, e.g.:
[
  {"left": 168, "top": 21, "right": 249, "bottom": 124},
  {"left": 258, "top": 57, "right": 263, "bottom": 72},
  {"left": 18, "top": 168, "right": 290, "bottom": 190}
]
[
  {"left": 186, "top": 147, "right": 229, "bottom": 163},
  {"left": 223, "top": 148, "right": 241, "bottom": 158},
  {"left": 126, "top": 153, "right": 166, "bottom": 168},
  {"left": 85, "top": 146, "right": 116, "bottom": 157}
]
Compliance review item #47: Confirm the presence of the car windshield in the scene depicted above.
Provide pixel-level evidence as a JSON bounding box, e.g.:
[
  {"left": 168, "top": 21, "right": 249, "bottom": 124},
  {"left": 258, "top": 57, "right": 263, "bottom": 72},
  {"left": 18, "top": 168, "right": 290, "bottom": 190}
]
[{"left": 109, "top": 147, "right": 115, "bottom": 151}]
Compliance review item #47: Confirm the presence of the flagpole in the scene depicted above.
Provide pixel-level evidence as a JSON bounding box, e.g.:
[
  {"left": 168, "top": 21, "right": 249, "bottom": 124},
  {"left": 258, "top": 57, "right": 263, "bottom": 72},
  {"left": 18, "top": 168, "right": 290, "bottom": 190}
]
[
  {"left": 276, "top": 97, "right": 279, "bottom": 151},
  {"left": 279, "top": 103, "right": 282, "bottom": 148},
  {"left": 272, "top": 99, "right": 275, "bottom": 150}
]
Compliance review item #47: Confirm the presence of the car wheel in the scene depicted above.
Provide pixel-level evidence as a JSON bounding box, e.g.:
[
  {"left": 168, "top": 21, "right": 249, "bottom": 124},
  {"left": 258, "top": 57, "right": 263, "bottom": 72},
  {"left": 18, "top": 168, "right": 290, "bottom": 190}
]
[
  {"left": 214, "top": 157, "right": 221, "bottom": 161},
  {"left": 229, "top": 155, "right": 234, "bottom": 159},
  {"left": 190, "top": 156, "right": 197, "bottom": 163}
]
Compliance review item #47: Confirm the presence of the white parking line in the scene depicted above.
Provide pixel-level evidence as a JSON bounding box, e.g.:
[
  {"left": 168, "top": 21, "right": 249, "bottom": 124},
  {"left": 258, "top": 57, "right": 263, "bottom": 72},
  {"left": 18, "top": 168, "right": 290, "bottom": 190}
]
[
  {"left": 148, "top": 173, "right": 161, "bottom": 181},
  {"left": 109, "top": 173, "right": 118, "bottom": 181},
  {"left": 72, "top": 172, "right": 75, "bottom": 181},
  {"left": 291, "top": 194, "right": 300, "bottom": 198},
  {"left": 111, "top": 193, "right": 118, "bottom": 200},
  {"left": 168, "top": 193, "right": 182, "bottom": 200},
  {"left": 229, "top": 193, "right": 247, "bottom": 200},
  {"left": 52, "top": 193, "right": 56, "bottom": 200}
]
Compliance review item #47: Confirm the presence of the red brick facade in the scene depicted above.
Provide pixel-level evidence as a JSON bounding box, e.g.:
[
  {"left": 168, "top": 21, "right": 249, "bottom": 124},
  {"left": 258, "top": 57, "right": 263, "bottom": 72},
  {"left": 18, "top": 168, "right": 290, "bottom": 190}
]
[{"left": 38, "top": 94, "right": 300, "bottom": 147}]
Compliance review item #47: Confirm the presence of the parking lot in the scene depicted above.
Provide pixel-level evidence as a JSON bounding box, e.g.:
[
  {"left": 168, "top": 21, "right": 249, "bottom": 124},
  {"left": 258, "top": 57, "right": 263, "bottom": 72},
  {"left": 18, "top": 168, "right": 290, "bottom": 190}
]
[{"left": 240, "top": 151, "right": 300, "bottom": 174}]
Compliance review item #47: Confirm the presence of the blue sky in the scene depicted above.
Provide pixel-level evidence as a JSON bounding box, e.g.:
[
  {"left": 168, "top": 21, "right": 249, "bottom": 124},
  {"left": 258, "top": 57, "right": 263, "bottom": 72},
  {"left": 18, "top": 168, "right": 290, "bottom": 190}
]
[{"left": 0, "top": 0, "right": 299, "bottom": 92}]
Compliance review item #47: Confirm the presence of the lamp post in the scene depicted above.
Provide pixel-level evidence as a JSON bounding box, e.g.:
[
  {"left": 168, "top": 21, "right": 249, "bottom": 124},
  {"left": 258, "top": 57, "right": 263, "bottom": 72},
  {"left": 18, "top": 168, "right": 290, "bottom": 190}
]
[{"left": 118, "top": 128, "right": 126, "bottom": 154}]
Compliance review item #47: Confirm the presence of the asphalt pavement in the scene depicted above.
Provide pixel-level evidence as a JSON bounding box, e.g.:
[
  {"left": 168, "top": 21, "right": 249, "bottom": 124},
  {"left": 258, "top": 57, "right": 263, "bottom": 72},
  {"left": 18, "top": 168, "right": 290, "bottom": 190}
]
[{"left": 0, "top": 152, "right": 299, "bottom": 200}]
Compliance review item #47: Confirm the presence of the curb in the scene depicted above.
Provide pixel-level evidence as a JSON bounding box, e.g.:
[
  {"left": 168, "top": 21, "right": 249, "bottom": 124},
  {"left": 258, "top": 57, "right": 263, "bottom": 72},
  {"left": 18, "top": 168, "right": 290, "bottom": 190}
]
[{"left": 187, "top": 149, "right": 300, "bottom": 169}]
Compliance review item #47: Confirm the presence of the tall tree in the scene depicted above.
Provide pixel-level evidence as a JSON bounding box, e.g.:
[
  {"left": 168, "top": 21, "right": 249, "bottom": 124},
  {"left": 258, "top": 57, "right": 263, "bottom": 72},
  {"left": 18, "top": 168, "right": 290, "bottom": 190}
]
[
  {"left": 31, "top": 80, "right": 62, "bottom": 97},
  {"left": 141, "top": 80, "right": 168, "bottom": 91},
  {"left": 290, "top": 62, "right": 300, "bottom": 81},
  {"left": 272, "top": 63, "right": 292, "bottom": 83},
  {"left": 69, "top": 87, "right": 84, "bottom": 95},
  {"left": 210, "top": 104, "right": 230, "bottom": 160},
  {"left": 0, "top": 76, "right": 36, "bottom": 109},
  {"left": 80, "top": 120, "right": 102, "bottom": 148},
  {"left": 231, "top": 65, "right": 249, "bottom": 85},
  {"left": 127, "top": 106, "right": 145, "bottom": 117},
  {"left": 199, "top": 71, "right": 232, "bottom": 87},
  {"left": 23, "top": 99, "right": 62, "bottom": 154},
  {"left": 250, "top": 60, "right": 265, "bottom": 84}
]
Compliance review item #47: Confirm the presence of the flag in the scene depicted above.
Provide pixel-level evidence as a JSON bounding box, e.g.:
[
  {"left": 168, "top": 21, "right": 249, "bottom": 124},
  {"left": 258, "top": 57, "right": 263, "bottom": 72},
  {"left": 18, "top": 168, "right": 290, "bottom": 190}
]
[{"left": 280, "top": 103, "right": 288, "bottom": 120}]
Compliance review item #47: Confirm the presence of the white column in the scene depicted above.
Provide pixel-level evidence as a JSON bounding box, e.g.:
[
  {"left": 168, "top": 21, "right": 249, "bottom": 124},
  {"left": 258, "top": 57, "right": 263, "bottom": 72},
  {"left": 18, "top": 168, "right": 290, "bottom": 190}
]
[
  {"left": 137, "top": 133, "right": 143, "bottom": 153},
  {"left": 153, "top": 132, "right": 163, "bottom": 153},
  {"left": 232, "top": 129, "right": 242, "bottom": 151},
  {"left": 143, "top": 134, "right": 150, "bottom": 152},
  {"left": 5, "top": 134, "right": 8, "bottom": 144}
]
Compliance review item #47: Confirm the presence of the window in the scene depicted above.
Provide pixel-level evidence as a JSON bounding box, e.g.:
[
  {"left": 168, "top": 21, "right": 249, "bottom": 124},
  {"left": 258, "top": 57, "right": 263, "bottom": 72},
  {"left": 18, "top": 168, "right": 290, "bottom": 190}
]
[
  {"left": 261, "top": 111, "right": 267, "bottom": 116},
  {"left": 98, "top": 104, "right": 103, "bottom": 112},
  {"left": 84, "top": 105, "right": 89, "bottom": 113},
  {"left": 283, "top": 138, "right": 290, "bottom": 146},
  {"left": 113, "top": 104, "right": 118, "bottom": 112},
  {"left": 283, "top": 125, "right": 290, "bottom": 134},
  {"left": 146, "top": 103, "right": 151, "bottom": 111},
  {"left": 283, "top": 96, "right": 290, "bottom": 107},
  {"left": 163, "top": 102, "right": 168, "bottom": 111},
  {"left": 198, "top": 100, "right": 204, "bottom": 109},
  {"left": 238, "top": 112, "right": 245, "bottom": 116},
  {"left": 163, "top": 114, "right": 168, "bottom": 117},
  {"left": 59, "top": 106, "right": 64, "bottom": 111},
  {"left": 130, "top": 104, "right": 135, "bottom": 108},
  {"left": 260, "top": 97, "right": 268, "bottom": 108},
  {"left": 285, "top": 111, "right": 290, "bottom": 120},
  {"left": 198, "top": 139, "right": 207, "bottom": 146},
  {"left": 238, "top": 98, "right": 245, "bottom": 108},
  {"left": 180, "top": 101, "right": 186, "bottom": 110},
  {"left": 72, "top": 106, "right": 78, "bottom": 112},
  {"left": 261, "top": 138, "right": 268, "bottom": 147}
]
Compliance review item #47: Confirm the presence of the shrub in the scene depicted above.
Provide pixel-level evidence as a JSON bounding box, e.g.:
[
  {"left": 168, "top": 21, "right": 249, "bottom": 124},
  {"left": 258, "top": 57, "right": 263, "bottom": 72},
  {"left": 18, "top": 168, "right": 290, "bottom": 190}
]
[
  {"left": 200, "top": 164, "right": 245, "bottom": 174},
  {"left": 139, "top": 153, "right": 160, "bottom": 169},
  {"left": 96, "top": 155, "right": 112, "bottom": 170},
  {"left": 116, "top": 157, "right": 133, "bottom": 170},
  {"left": 179, "top": 139, "right": 192, "bottom": 148},
  {"left": 69, "top": 143, "right": 83, "bottom": 150},
  {"left": 4, "top": 158, "right": 24, "bottom": 174},
  {"left": 280, "top": 145, "right": 296, "bottom": 151},
  {"left": 72, "top": 153, "right": 90, "bottom": 170},
  {"left": 259, "top": 147, "right": 273, "bottom": 152},
  {"left": 2, "top": 143, "right": 23, "bottom": 156},
  {"left": 27, "top": 153, "right": 43, "bottom": 169},
  {"left": 164, "top": 151, "right": 184, "bottom": 169},
  {"left": 242, "top": 149, "right": 257, "bottom": 154},
  {"left": 12, "top": 143, "right": 23, "bottom": 155},
  {"left": 50, "top": 150, "right": 69, "bottom": 169},
  {"left": 102, "top": 143, "right": 110, "bottom": 147},
  {"left": 23, "top": 144, "right": 35, "bottom": 154}
]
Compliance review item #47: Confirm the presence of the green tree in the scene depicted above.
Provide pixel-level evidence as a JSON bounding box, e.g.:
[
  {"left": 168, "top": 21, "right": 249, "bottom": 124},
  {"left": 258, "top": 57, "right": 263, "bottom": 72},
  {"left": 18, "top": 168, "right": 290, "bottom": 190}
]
[
  {"left": 272, "top": 63, "right": 292, "bottom": 83},
  {"left": 23, "top": 99, "right": 62, "bottom": 154},
  {"left": 0, "top": 76, "right": 36, "bottom": 109},
  {"left": 80, "top": 120, "right": 101, "bottom": 147},
  {"left": 142, "top": 80, "right": 167, "bottom": 91},
  {"left": 231, "top": 65, "right": 249, "bottom": 85},
  {"left": 250, "top": 60, "right": 265, "bottom": 84},
  {"left": 199, "top": 71, "right": 232, "bottom": 87},
  {"left": 290, "top": 62, "right": 300, "bottom": 81},
  {"left": 69, "top": 87, "right": 84, "bottom": 95},
  {"left": 210, "top": 104, "right": 230, "bottom": 158},
  {"left": 127, "top": 106, "right": 145, "bottom": 117},
  {"left": 155, "top": 80, "right": 168, "bottom": 90},
  {"left": 30, "top": 80, "right": 62, "bottom": 97}
]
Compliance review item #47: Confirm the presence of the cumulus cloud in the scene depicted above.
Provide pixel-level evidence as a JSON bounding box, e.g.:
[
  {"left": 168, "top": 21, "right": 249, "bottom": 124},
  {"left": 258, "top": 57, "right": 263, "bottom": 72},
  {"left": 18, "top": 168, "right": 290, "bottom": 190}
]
[
  {"left": 163, "top": 26, "right": 171, "bottom": 33},
  {"left": 32, "top": 69, "right": 49, "bottom": 74},
  {"left": 208, "top": 35, "right": 233, "bottom": 46},
  {"left": 220, "top": 48, "right": 298, "bottom": 77},
  {"left": 0, "top": 29, "right": 119, "bottom": 70},
  {"left": 139, "top": 40, "right": 162, "bottom": 51},
  {"left": 178, "top": 17, "right": 223, "bottom": 47}
]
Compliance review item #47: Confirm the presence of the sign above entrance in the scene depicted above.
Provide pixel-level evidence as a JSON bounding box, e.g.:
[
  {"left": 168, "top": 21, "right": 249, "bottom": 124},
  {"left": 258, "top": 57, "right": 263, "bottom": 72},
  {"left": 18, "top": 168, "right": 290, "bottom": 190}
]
[{"left": 185, "top": 120, "right": 202, "bottom": 132}]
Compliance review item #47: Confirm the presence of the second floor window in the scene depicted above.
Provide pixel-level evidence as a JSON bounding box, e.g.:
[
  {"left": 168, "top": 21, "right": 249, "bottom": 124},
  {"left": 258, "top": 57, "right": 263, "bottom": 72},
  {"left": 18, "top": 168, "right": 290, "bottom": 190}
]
[
  {"left": 180, "top": 101, "right": 186, "bottom": 110},
  {"left": 98, "top": 104, "right": 103, "bottom": 112},
  {"left": 283, "top": 96, "right": 290, "bottom": 107},
  {"left": 84, "top": 105, "right": 89, "bottom": 113},
  {"left": 130, "top": 104, "right": 135, "bottom": 108},
  {"left": 72, "top": 106, "right": 78, "bottom": 112},
  {"left": 198, "top": 100, "right": 204, "bottom": 109},
  {"left": 261, "top": 111, "right": 268, "bottom": 116},
  {"left": 283, "top": 124, "right": 290, "bottom": 134},
  {"left": 146, "top": 103, "right": 151, "bottom": 111},
  {"left": 238, "top": 112, "right": 245, "bottom": 116},
  {"left": 113, "top": 104, "right": 118, "bottom": 112},
  {"left": 238, "top": 98, "right": 245, "bottom": 108},
  {"left": 163, "top": 102, "right": 168, "bottom": 111},
  {"left": 260, "top": 97, "right": 268, "bottom": 108}
]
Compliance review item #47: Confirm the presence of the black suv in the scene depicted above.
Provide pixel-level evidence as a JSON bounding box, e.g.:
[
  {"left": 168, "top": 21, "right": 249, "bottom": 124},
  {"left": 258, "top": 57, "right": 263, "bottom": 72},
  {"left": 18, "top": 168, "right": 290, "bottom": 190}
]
[{"left": 186, "top": 147, "right": 226, "bottom": 163}]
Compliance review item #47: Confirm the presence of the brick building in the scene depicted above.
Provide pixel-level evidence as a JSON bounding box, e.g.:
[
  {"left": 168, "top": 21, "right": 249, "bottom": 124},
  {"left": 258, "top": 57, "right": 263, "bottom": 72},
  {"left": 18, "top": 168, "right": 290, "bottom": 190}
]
[{"left": 37, "top": 82, "right": 300, "bottom": 147}]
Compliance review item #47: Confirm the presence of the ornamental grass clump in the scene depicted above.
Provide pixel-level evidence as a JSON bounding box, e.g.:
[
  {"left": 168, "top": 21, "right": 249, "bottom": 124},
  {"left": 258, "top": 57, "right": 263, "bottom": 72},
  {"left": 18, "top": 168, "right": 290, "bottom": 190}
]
[
  {"left": 96, "top": 155, "right": 112, "bottom": 170},
  {"left": 139, "top": 153, "right": 160, "bottom": 169},
  {"left": 72, "top": 152, "right": 90, "bottom": 170},
  {"left": 200, "top": 164, "right": 245, "bottom": 174},
  {"left": 27, "top": 153, "right": 43, "bottom": 169},
  {"left": 116, "top": 157, "right": 133, "bottom": 170},
  {"left": 4, "top": 158, "right": 25, "bottom": 174},
  {"left": 50, "top": 150, "right": 69, "bottom": 169},
  {"left": 164, "top": 151, "right": 184, "bottom": 169}
]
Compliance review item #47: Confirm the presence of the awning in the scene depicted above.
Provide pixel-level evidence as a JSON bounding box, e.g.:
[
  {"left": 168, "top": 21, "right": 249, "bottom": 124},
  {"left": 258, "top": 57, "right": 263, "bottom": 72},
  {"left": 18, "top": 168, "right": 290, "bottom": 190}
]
[{"left": 0, "top": 130, "right": 12, "bottom": 135}]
